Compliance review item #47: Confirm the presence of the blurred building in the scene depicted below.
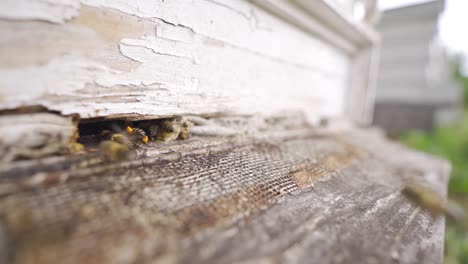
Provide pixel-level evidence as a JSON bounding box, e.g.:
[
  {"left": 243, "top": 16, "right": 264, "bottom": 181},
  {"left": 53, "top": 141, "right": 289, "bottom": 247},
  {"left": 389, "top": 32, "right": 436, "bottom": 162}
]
[{"left": 373, "top": 0, "right": 462, "bottom": 132}]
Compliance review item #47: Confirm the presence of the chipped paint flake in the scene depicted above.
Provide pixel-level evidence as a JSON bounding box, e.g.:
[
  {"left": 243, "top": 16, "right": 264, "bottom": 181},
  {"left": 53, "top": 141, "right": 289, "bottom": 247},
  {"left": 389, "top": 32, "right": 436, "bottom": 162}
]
[
  {"left": 120, "top": 36, "right": 198, "bottom": 64},
  {"left": 0, "top": 0, "right": 80, "bottom": 23},
  {"left": 0, "top": 0, "right": 351, "bottom": 121},
  {"left": 0, "top": 55, "right": 110, "bottom": 104}
]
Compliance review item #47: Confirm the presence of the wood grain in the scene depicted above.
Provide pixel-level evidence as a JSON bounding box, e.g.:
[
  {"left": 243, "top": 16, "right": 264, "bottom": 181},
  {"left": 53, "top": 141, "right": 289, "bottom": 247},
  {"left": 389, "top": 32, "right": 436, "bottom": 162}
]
[{"left": 0, "top": 128, "right": 448, "bottom": 263}]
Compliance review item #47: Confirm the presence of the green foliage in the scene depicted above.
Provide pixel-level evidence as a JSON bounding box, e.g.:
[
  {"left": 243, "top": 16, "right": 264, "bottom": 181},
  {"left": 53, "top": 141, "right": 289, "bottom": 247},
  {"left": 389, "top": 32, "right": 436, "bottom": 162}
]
[
  {"left": 454, "top": 57, "right": 468, "bottom": 107},
  {"left": 445, "top": 225, "right": 468, "bottom": 264},
  {"left": 399, "top": 70, "right": 468, "bottom": 263},
  {"left": 400, "top": 115, "right": 468, "bottom": 264},
  {"left": 400, "top": 113, "right": 468, "bottom": 194}
]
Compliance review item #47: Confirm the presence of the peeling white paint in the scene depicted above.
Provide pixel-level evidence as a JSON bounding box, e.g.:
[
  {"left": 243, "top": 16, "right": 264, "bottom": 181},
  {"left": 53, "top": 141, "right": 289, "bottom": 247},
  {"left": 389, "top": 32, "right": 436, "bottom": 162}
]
[
  {"left": 0, "top": 0, "right": 80, "bottom": 23},
  {"left": 82, "top": 0, "right": 349, "bottom": 74},
  {"left": 0, "top": 0, "right": 355, "bottom": 122},
  {"left": 120, "top": 36, "right": 198, "bottom": 64},
  {"left": 0, "top": 55, "right": 110, "bottom": 103}
]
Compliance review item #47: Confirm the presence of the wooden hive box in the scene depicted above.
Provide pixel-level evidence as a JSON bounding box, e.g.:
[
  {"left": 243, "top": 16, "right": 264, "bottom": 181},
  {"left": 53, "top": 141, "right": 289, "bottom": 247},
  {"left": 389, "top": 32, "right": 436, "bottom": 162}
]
[{"left": 0, "top": 1, "right": 449, "bottom": 263}]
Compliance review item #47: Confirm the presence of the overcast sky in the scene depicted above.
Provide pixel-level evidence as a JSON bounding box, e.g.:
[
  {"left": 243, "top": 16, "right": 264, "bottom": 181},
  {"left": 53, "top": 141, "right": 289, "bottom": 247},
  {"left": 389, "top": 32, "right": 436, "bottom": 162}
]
[{"left": 379, "top": 0, "right": 468, "bottom": 57}]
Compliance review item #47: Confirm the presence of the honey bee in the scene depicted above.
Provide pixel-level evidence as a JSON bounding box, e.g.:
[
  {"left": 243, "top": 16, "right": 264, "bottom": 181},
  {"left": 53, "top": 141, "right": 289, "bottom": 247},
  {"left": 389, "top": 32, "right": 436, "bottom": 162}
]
[
  {"left": 134, "top": 117, "right": 192, "bottom": 142},
  {"left": 110, "top": 133, "right": 135, "bottom": 149},
  {"left": 125, "top": 126, "right": 149, "bottom": 144},
  {"left": 146, "top": 125, "right": 160, "bottom": 140},
  {"left": 179, "top": 118, "right": 193, "bottom": 140},
  {"left": 99, "top": 140, "right": 130, "bottom": 161},
  {"left": 402, "top": 183, "right": 465, "bottom": 223},
  {"left": 68, "top": 142, "right": 84, "bottom": 154},
  {"left": 135, "top": 121, "right": 158, "bottom": 140},
  {"left": 156, "top": 119, "right": 182, "bottom": 142}
]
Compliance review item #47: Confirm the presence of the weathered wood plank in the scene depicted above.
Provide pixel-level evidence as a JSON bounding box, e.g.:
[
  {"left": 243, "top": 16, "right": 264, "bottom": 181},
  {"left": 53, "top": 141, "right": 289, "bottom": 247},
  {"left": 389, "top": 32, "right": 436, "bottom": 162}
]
[
  {"left": 0, "top": 0, "right": 355, "bottom": 123},
  {"left": 0, "top": 113, "right": 79, "bottom": 162},
  {"left": 0, "top": 128, "right": 448, "bottom": 263}
]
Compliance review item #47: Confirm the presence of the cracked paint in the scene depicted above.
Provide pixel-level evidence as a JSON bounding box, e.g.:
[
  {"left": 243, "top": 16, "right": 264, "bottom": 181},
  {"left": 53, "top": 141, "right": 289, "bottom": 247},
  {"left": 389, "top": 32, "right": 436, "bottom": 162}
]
[
  {"left": 0, "top": 0, "right": 351, "bottom": 122},
  {"left": 0, "top": 0, "right": 80, "bottom": 23}
]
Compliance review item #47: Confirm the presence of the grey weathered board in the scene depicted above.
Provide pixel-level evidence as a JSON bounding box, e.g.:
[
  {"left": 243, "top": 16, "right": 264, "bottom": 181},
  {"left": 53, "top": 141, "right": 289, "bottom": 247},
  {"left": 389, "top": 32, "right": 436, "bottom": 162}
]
[{"left": 0, "top": 128, "right": 448, "bottom": 263}]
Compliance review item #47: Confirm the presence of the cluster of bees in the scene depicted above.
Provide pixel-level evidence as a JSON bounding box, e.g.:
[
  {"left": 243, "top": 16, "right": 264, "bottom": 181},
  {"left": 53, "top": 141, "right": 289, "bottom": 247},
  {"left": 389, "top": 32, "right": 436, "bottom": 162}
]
[{"left": 97, "top": 117, "right": 191, "bottom": 161}]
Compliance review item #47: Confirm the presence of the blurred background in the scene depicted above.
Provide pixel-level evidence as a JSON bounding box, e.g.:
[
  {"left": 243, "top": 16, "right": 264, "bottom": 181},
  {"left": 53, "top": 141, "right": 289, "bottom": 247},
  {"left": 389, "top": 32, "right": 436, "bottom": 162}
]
[{"left": 374, "top": 0, "right": 468, "bottom": 262}]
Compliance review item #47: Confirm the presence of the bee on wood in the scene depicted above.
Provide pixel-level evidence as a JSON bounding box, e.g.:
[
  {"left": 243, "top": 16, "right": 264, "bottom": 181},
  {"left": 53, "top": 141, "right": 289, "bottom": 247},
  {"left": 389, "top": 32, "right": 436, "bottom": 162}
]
[
  {"left": 135, "top": 121, "right": 158, "bottom": 140},
  {"left": 110, "top": 133, "right": 136, "bottom": 149},
  {"left": 146, "top": 125, "right": 160, "bottom": 140},
  {"left": 68, "top": 142, "right": 84, "bottom": 154},
  {"left": 402, "top": 183, "right": 465, "bottom": 223},
  {"left": 99, "top": 140, "right": 130, "bottom": 162},
  {"left": 156, "top": 119, "right": 182, "bottom": 142},
  {"left": 178, "top": 118, "right": 193, "bottom": 140},
  {"left": 125, "top": 126, "right": 149, "bottom": 144},
  {"left": 137, "top": 117, "right": 192, "bottom": 142}
]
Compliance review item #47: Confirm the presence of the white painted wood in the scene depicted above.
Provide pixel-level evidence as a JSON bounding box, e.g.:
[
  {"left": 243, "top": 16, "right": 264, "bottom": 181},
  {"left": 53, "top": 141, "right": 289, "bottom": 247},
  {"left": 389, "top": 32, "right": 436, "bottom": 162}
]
[
  {"left": 293, "top": 0, "right": 378, "bottom": 47},
  {"left": 0, "top": 0, "right": 80, "bottom": 23},
  {"left": 251, "top": 0, "right": 380, "bottom": 124},
  {"left": 0, "top": 0, "right": 378, "bottom": 124},
  {"left": 0, "top": 113, "right": 78, "bottom": 162}
]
